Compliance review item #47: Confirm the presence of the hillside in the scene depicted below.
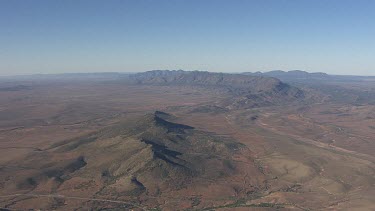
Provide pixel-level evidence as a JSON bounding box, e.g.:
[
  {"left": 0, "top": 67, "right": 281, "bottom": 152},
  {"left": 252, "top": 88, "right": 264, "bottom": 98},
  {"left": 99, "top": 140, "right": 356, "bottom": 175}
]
[{"left": 0, "top": 111, "right": 249, "bottom": 209}]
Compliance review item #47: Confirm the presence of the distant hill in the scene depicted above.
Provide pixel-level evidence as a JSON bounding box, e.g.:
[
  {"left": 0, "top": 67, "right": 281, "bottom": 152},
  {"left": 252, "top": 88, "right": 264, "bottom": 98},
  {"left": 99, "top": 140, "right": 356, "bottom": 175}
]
[
  {"left": 131, "top": 70, "right": 304, "bottom": 108},
  {"left": 242, "top": 70, "right": 375, "bottom": 105},
  {"left": 243, "top": 70, "right": 375, "bottom": 82},
  {"left": 243, "top": 70, "right": 329, "bottom": 80}
]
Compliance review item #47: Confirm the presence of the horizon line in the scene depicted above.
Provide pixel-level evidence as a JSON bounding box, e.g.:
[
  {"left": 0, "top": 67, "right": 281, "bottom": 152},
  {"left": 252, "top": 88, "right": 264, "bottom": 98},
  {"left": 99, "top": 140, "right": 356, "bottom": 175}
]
[{"left": 1, "top": 69, "right": 375, "bottom": 78}]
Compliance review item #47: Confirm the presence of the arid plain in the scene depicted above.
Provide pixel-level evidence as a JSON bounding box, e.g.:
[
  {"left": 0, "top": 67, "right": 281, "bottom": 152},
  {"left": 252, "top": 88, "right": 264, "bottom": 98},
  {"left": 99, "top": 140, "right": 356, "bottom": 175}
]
[{"left": 0, "top": 71, "right": 374, "bottom": 210}]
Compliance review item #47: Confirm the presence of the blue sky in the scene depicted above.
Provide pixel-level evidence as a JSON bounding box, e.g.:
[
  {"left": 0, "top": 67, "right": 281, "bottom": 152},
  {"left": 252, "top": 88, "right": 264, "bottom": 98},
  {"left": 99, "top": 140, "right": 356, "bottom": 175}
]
[{"left": 0, "top": 0, "right": 374, "bottom": 76}]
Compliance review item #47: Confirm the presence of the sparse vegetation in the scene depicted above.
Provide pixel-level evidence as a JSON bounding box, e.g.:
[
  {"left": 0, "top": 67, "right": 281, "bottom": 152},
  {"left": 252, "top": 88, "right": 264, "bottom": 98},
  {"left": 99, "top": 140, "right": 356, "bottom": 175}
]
[{"left": 0, "top": 71, "right": 374, "bottom": 210}]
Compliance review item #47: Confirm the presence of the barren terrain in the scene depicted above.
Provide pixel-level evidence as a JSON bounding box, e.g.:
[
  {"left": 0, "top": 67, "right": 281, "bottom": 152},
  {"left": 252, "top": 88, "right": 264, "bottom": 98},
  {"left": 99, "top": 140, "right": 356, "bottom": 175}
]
[{"left": 0, "top": 71, "right": 374, "bottom": 210}]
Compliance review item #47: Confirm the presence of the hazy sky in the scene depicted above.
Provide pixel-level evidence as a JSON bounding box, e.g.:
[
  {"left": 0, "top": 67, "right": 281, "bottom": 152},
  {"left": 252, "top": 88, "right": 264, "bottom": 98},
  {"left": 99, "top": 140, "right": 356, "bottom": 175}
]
[{"left": 1, "top": 0, "right": 374, "bottom": 76}]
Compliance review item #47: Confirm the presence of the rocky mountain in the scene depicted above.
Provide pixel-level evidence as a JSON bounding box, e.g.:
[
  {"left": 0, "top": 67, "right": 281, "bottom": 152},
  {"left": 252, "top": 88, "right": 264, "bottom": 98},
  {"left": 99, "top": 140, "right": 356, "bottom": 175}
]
[{"left": 131, "top": 70, "right": 304, "bottom": 108}]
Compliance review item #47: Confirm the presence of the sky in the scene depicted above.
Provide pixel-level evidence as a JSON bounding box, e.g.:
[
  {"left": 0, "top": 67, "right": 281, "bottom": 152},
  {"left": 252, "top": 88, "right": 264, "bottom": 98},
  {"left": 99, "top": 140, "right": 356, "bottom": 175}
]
[{"left": 0, "top": 0, "right": 374, "bottom": 76}]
